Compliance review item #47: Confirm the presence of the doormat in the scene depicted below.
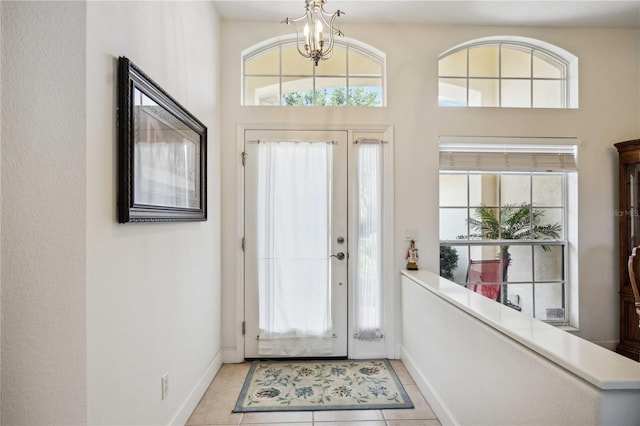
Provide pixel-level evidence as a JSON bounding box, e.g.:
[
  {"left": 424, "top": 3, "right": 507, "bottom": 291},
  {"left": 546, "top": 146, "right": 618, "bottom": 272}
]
[{"left": 232, "top": 359, "right": 414, "bottom": 413}]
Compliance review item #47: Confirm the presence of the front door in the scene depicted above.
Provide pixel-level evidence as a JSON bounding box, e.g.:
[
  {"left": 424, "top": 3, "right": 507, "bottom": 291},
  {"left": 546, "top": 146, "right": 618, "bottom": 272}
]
[{"left": 244, "top": 129, "right": 348, "bottom": 358}]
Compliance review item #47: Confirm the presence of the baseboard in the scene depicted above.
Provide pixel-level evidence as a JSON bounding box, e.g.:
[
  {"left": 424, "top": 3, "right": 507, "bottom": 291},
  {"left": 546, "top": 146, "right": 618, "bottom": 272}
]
[
  {"left": 401, "top": 347, "right": 457, "bottom": 426},
  {"left": 170, "top": 350, "right": 223, "bottom": 426},
  {"left": 223, "top": 347, "right": 244, "bottom": 363}
]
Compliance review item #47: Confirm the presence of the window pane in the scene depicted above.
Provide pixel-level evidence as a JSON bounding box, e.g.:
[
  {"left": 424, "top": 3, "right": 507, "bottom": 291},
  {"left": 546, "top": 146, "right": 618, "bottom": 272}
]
[
  {"left": 348, "top": 78, "right": 382, "bottom": 106},
  {"left": 506, "top": 245, "right": 532, "bottom": 282},
  {"left": 469, "top": 45, "right": 499, "bottom": 77},
  {"left": 243, "top": 38, "right": 384, "bottom": 107},
  {"left": 535, "top": 283, "right": 565, "bottom": 320},
  {"left": 501, "top": 207, "right": 537, "bottom": 239},
  {"left": 316, "top": 47, "right": 347, "bottom": 76},
  {"left": 282, "top": 76, "right": 314, "bottom": 106},
  {"left": 440, "top": 245, "right": 467, "bottom": 283},
  {"left": 469, "top": 173, "right": 499, "bottom": 206},
  {"left": 440, "top": 174, "right": 468, "bottom": 206},
  {"left": 501, "top": 174, "right": 531, "bottom": 205},
  {"left": 501, "top": 79, "right": 531, "bottom": 107},
  {"left": 466, "top": 246, "right": 507, "bottom": 303},
  {"left": 533, "top": 53, "right": 563, "bottom": 78},
  {"left": 439, "top": 49, "right": 467, "bottom": 77},
  {"left": 245, "top": 48, "right": 280, "bottom": 75},
  {"left": 349, "top": 49, "right": 382, "bottom": 76},
  {"left": 439, "top": 78, "right": 467, "bottom": 106},
  {"left": 469, "top": 245, "right": 502, "bottom": 261},
  {"left": 469, "top": 79, "right": 499, "bottom": 107},
  {"left": 437, "top": 38, "right": 572, "bottom": 110},
  {"left": 315, "top": 77, "right": 347, "bottom": 106},
  {"left": 282, "top": 44, "right": 314, "bottom": 75},
  {"left": 533, "top": 80, "right": 564, "bottom": 108},
  {"left": 439, "top": 167, "right": 568, "bottom": 322},
  {"left": 467, "top": 207, "right": 499, "bottom": 239},
  {"left": 501, "top": 46, "right": 531, "bottom": 78},
  {"left": 532, "top": 174, "right": 563, "bottom": 206},
  {"left": 534, "top": 245, "right": 563, "bottom": 281},
  {"left": 506, "top": 283, "right": 532, "bottom": 316},
  {"left": 536, "top": 207, "right": 563, "bottom": 239},
  {"left": 245, "top": 76, "right": 280, "bottom": 105},
  {"left": 440, "top": 208, "right": 468, "bottom": 240}
]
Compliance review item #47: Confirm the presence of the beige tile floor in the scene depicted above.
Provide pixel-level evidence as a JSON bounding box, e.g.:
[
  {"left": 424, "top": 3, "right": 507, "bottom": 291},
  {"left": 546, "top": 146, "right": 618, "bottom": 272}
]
[{"left": 187, "top": 360, "right": 441, "bottom": 426}]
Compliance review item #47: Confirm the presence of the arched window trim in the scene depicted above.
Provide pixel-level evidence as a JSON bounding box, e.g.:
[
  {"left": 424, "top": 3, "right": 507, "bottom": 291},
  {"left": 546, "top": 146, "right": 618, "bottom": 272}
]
[
  {"left": 241, "top": 34, "right": 387, "bottom": 106},
  {"left": 439, "top": 36, "right": 579, "bottom": 108}
]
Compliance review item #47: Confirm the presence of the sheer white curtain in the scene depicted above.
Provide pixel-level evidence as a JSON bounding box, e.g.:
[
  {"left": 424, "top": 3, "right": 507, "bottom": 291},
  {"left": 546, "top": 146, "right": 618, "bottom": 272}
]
[
  {"left": 257, "top": 141, "right": 334, "bottom": 356},
  {"left": 354, "top": 142, "right": 383, "bottom": 340}
]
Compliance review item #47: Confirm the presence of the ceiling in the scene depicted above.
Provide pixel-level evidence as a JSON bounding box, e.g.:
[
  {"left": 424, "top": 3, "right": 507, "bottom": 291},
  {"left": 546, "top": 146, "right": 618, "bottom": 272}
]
[{"left": 212, "top": 0, "right": 640, "bottom": 29}]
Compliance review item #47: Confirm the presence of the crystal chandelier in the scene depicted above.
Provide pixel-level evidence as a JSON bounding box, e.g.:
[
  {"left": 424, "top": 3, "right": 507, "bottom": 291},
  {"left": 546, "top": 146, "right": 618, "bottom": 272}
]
[{"left": 282, "top": 0, "right": 345, "bottom": 66}]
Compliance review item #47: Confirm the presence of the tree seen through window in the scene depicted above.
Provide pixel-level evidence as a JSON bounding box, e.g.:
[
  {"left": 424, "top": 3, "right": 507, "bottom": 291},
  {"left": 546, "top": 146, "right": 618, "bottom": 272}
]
[{"left": 243, "top": 37, "right": 385, "bottom": 107}]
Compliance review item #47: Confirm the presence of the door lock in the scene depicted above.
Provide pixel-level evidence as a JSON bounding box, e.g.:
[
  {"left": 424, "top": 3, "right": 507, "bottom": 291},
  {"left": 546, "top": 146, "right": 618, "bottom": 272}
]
[{"left": 330, "top": 252, "right": 345, "bottom": 260}]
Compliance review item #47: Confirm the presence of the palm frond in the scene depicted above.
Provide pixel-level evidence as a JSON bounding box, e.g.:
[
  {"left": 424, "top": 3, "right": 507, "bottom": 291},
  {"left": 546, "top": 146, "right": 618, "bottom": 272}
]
[{"left": 468, "top": 203, "right": 561, "bottom": 243}]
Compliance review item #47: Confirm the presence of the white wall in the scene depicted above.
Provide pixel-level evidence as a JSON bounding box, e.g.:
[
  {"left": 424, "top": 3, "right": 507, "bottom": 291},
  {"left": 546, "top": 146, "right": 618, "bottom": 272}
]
[
  {"left": 220, "top": 22, "right": 640, "bottom": 356},
  {"left": 87, "top": 1, "right": 222, "bottom": 424},
  {"left": 1, "top": 2, "right": 88, "bottom": 423},
  {"left": 0, "top": 4, "right": 3, "bottom": 422}
]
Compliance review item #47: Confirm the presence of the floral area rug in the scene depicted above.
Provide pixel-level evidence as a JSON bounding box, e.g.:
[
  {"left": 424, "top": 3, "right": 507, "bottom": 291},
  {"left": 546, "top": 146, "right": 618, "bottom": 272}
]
[{"left": 232, "top": 359, "right": 414, "bottom": 412}]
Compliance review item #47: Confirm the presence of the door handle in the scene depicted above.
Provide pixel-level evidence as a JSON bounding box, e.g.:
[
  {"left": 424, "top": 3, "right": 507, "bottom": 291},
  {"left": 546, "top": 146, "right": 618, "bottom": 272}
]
[{"left": 330, "top": 252, "right": 345, "bottom": 260}]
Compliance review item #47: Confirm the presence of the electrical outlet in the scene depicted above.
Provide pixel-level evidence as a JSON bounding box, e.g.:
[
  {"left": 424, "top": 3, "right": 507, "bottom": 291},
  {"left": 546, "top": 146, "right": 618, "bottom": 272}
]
[
  {"left": 161, "top": 373, "right": 169, "bottom": 400},
  {"left": 404, "top": 228, "right": 419, "bottom": 241}
]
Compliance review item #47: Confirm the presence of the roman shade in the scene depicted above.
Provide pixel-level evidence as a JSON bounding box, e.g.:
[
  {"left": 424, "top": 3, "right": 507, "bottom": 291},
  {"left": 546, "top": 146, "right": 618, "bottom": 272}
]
[{"left": 439, "top": 136, "right": 579, "bottom": 172}]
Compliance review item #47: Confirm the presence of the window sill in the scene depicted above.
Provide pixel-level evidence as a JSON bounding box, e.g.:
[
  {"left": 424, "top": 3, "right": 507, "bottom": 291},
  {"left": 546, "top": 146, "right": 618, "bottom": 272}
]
[{"left": 556, "top": 325, "right": 579, "bottom": 332}]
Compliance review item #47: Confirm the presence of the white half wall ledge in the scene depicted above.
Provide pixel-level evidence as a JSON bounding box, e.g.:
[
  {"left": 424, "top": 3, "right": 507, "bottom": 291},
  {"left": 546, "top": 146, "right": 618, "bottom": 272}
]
[{"left": 401, "top": 270, "right": 640, "bottom": 426}]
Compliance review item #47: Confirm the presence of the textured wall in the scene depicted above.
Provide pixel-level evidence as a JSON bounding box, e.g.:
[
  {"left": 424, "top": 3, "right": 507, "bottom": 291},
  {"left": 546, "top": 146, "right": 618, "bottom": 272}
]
[
  {"left": 1, "top": 1, "right": 222, "bottom": 424},
  {"left": 1, "top": 1, "right": 87, "bottom": 423}
]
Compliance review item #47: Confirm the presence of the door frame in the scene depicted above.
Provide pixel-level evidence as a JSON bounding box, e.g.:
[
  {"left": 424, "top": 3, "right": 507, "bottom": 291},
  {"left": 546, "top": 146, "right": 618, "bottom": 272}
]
[{"left": 232, "top": 123, "right": 395, "bottom": 361}]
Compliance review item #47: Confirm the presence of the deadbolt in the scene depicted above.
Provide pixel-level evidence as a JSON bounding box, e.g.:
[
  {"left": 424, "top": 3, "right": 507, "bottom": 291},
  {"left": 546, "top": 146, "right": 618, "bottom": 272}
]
[{"left": 337, "top": 236, "right": 345, "bottom": 244}]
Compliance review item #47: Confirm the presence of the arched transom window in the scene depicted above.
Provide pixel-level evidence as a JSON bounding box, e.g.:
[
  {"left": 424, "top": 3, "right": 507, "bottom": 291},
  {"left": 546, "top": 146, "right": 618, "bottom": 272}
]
[
  {"left": 439, "top": 36, "right": 578, "bottom": 108},
  {"left": 243, "top": 36, "right": 385, "bottom": 107}
]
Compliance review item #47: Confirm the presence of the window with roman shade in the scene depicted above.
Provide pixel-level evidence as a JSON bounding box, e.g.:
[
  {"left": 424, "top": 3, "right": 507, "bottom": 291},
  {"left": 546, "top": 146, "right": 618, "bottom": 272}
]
[{"left": 439, "top": 136, "right": 578, "bottom": 324}]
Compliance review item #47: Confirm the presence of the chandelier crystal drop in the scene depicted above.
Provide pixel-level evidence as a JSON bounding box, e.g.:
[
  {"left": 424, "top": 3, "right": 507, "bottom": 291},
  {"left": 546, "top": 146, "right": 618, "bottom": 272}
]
[{"left": 282, "top": 0, "right": 345, "bottom": 66}]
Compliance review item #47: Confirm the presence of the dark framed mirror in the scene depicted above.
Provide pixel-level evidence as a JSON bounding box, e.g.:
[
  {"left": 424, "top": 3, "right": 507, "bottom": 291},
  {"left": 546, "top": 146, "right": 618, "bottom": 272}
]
[{"left": 117, "top": 56, "right": 207, "bottom": 223}]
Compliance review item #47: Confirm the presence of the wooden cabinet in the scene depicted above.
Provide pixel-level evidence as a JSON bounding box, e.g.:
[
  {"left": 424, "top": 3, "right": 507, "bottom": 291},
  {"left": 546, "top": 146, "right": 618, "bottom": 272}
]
[{"left": 615, "top": 138, "right": 640, "bottom": 361}]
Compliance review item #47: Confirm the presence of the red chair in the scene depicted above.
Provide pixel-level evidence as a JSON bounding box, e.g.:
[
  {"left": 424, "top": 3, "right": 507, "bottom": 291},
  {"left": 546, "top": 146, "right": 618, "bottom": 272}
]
[{"left": 467, "top": 259, "right": 507, "bottom": 302}]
